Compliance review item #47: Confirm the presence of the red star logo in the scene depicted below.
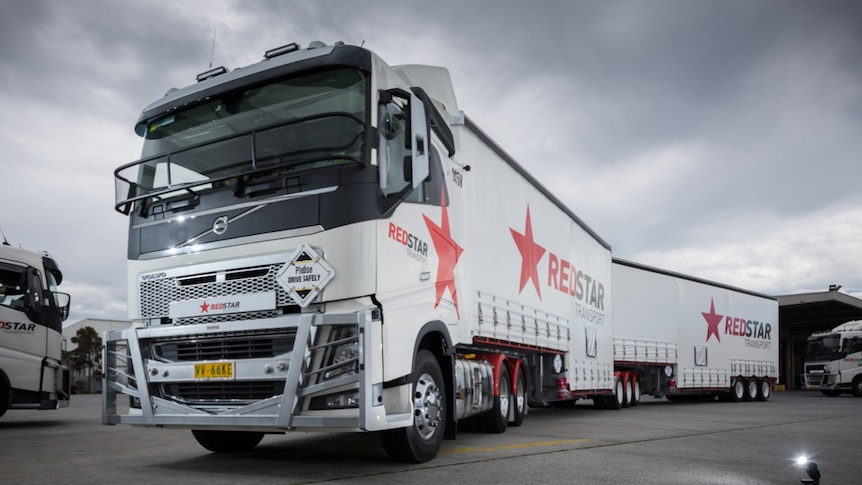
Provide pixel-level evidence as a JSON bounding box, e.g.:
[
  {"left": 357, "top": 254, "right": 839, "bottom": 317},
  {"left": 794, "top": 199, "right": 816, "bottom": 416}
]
[
  {"left": 200, "top": 301, "right": 210, "bottom": 313},
  {"left": 702, "top": 298, "right": 723, "bottom": 343},
  {"left": 423, "top": 199, "right": 464, "bottom": 318},
  {"left": 510, "top": 206, "right": 546, "bottom": 300}
]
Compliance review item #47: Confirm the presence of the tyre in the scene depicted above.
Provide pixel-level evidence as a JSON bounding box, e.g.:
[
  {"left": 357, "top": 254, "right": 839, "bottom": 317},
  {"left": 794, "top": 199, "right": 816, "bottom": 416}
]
[
  {"left": 622, "top": 375, "right": 632, "bottom": 408},
  {"left": 756, "top": 378, "right": 771, "bottom": 401},
  {"left": 481, "top": 366, "right": 510, "bottom": 433},
  {"left": 607, "top": 377, "right": 624, "bottom": 410},
  {"left": 630, "top": 375, "right": 641, "bottom": 407},
  {"left": 0, "top": 383, "right": 8, "bottom": 418},
  {"left": 745, "top": 378, "right": 758, "bottom": 402},
  {"left": 380, "top": 350, "right": 446, "bottom": 463},
  {"left": 509, "top": 365, "right": 527, "bottom": 426},
  {"left": 820, "top": 389, "right": 842, "bottom": 397},
  {"left": 852, "top": 376, "right": 862, "bottom": 397},
  {"left": 191, "top": 430, "right": 264, "bottom": 453},
  {"left": 727, "top": 377, "right": 745, "bottom": 402}
]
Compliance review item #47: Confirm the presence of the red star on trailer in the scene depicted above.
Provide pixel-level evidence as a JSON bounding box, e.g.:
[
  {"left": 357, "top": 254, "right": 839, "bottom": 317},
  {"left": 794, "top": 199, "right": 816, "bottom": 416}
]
[
  {"left": 423, "top": 199, "right": 464, "bottom": 319},
  {"left": 702, "top": 298, "right": 723, "bottom": 342},
  {"left": 510, "top": 206, "right": 546, "bottom": 300}
]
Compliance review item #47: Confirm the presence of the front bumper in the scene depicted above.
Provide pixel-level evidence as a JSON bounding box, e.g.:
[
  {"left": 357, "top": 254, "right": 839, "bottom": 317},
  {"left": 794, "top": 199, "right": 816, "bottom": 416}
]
[{"left": 102, "top": 310, "right": 411, "bottom": 432}]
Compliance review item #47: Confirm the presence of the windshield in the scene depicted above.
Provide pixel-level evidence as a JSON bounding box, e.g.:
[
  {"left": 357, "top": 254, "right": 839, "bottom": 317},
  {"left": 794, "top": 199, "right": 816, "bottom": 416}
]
[
  {"left": 115, "top": 68, "right": 368, "bottom": 213},
  {"left": 804, "top": 334, "right": 844, "bottom": 361}
]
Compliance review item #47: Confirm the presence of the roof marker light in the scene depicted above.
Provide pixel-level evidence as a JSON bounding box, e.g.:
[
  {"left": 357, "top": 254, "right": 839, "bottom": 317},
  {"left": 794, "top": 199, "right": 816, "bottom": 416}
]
[
  {"left": 195, "top": 66, "right": 228, "bottom": 82},
  {"left": 264, "top": 43, "right": 300, "bottom": 59}
]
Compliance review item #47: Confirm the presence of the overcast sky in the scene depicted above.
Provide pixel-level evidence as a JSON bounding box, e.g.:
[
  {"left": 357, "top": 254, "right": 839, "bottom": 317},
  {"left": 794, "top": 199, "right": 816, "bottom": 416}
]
[{"left": 1, "top": 0, "right": 861, "bottom": 324}]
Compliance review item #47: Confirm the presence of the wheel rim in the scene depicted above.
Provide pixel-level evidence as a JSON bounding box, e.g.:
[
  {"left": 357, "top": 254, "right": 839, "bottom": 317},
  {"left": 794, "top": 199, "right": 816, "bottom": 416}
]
[
  {"left": 625, "top": 379, "right": 632, "bottom": 403},
  {"left": 499, "top": 374, "right": 511, "bottom": 420},
  {"left": 761, "top": 380, "right": 771, "bottom": 399},
  {"left": 413, "top": 372, "right": 443, "bottom": 441},
  {"left": 633, "top": 379, "right": 641, "bottom": 402},
  {"left": 734, "top": 379, "right": 745, "bottom": 399},
  {"left": 515, "top": 372, "right": 526, "bottom": 414},
  {"left": 616, "top": 379, "right": 624, "bottom": 405},
  {"left": 747, "top": 380, "right": 758, "bottom": 398}
]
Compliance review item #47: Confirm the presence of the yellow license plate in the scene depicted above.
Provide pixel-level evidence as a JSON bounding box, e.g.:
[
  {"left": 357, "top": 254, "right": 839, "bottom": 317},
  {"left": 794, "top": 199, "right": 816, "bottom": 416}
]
[{"left": 194, "top": 362, "right": 235, "bottom": 380}]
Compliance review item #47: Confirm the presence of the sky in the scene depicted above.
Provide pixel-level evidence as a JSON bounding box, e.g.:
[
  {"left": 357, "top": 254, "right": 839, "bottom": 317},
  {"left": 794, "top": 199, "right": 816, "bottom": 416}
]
[{"left": 1, "top": 0, "right": 861, "bottom": 324}]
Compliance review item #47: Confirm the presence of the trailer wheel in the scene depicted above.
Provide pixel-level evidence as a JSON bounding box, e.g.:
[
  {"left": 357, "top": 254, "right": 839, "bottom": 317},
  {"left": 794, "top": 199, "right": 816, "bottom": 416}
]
[
  {"left": 607, "top": 377, "right": 624, "bottom": 410},
  {"left": 727, "top": 377, "right": 745, "bottom": 402},
  {"left": 510, "top": 366, "right": 527, "bottom": 427},
  {"left": 380, "top": 350, "right": 446, "bottom": 463},
  {"left": 756, "top": 378, "right": 771, "bottom": 401},
  {"left": 191, "top": 430, "right": 264, "bottom": 453},
  {"left": 630, "top": 375, "right": 641, "bottom": 407},
  {"left": 744, "top": 378, "right": 758, "bottom": 401},
  {"left": 852, "top": 375, "right": 862, "bottom": 397},
  {"left": 481, "top": 366, "right": 510, "bottom": 433},
  {"left": 622, "top": 375, "right": 633, "bottom": 408}
]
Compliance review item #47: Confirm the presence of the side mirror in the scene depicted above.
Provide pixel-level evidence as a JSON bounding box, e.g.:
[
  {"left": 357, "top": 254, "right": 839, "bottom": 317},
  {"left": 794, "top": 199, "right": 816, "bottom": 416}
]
[
  {"left": 55, "top": 292, "right": 71, "bottom": 322},
  {"left": 409, "top": 92, "right": 430, "bottom": 188}
]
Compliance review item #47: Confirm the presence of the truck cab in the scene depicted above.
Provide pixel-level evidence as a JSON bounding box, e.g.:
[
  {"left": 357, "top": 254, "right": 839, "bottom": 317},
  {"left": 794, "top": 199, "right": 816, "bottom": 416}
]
[
  {"left": 802, "top": 320, "right": 862, "bottom": 396},
  {"left": 0, "top": 244, "right": 72, "bottom": 416}
]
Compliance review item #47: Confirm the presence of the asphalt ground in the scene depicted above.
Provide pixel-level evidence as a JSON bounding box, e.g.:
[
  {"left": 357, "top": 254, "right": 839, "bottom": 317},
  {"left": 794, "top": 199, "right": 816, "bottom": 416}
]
[{"left": 1, "top": 391, "right": 858, "bottom": 484}]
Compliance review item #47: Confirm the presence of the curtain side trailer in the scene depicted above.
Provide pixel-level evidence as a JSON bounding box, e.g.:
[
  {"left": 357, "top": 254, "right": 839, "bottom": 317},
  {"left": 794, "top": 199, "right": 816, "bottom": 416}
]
[{"left": 610, "top": 259, "right": 778, "bottom": 406}]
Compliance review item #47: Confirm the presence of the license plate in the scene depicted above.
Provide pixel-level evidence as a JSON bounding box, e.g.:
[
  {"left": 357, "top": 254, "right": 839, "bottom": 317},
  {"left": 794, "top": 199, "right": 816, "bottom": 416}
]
[{"left": 194, "top": 362, "right": 235, "bottom": 380}]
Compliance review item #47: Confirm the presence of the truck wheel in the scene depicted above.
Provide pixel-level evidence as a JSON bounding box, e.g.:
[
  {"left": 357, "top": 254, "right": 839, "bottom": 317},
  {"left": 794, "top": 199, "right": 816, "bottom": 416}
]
[
  {"left": 852, "top": 376, "right": 862, "bottom": 397},
  {"left": 727, "top": 377, "right": 745, "bottom": 402},
  {"left": 380, "top": 350, "right": 446, "bottom": 463},
  {"left": 630, "top": 375, "right": 641, "bottom": 407},
  {"left": 745, "top": 378, "right": 758, "bottom": 401},
  {"left": 509, "top": 366, "right": 527, "bottom": 427},
  {"left": 756, "top": 378, "right": 771, "bottom": 401},
  {"left": 191, "top": 430, "right": 264, "bottom": 453},
  {"left": 607, "top": 377, "right": 624, "bottom": 410},
  {"left": 820, "top": 389, "right": 842, "bottom": 397},
  {"left": 481, "top": 366, "right": 510, "bottom": 433},
  {"left": 622, "top": 375, "right": 632, "bottom": 408},
  {"left": 0, "top": 383, "right": 8, "bottom": 418}
]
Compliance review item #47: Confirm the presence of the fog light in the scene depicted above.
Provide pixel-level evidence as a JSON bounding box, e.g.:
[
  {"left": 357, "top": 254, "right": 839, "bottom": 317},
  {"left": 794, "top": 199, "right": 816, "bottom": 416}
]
[{"left": 309, "top": 390, "right": 360, "bottom": 410}]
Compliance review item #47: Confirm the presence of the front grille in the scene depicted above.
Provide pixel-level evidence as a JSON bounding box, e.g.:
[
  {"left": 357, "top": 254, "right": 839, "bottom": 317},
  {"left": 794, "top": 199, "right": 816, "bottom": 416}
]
[
  {"left": 162, "top": 381, "right": 285, "bottom": 404},
  {"left": 140, "top": 262, "right": 296, "bottom": 319},
  {"left": 805, "top": 364, "right": 825, "bottom": 372},
  {"left": 152, "top": 330, "right": 296, "bottom": 362}
]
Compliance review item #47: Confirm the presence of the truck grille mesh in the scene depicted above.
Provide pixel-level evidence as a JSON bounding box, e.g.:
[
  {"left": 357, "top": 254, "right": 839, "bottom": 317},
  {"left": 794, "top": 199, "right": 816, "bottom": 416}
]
[
  {"left": 139, "top": 262, "right": 296, "bottom": 320},
  {"left": 151, "top": 329, "right": 296, "bottom": 362},
  {"left": 162, "top": 381, "right": 286, "bottom": 404}
]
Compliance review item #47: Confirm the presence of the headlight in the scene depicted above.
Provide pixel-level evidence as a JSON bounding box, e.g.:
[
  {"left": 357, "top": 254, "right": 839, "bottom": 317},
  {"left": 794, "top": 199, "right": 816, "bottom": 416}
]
[
  {"left": 823, "top": 363, "right": 831, "bottom": 373},
  {"left": 323, "top": 325, "right": 360, "bottom": 380}
]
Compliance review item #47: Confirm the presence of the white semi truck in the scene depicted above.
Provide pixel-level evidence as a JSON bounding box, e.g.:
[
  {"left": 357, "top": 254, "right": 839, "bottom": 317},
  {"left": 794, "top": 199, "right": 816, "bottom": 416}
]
[
  {"left": 610, "top": 260, "right": 778, "bottom": 407},
  {"left": 102, "top": 41, "right": 776, "bottom": 462},
  {"left": 0, "top": 243, "right": 71, "bottom": 417},
  {"left": 802, "top": 321, "right": 862, "bottom": 396}
]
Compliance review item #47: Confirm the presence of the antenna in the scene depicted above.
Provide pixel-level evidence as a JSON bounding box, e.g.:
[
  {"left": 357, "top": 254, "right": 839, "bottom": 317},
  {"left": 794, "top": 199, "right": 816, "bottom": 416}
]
[
  {"left": 209, "top": 28, "right": 217, "bottom": 68},
  {"left": 0, "top": 226, "right": 9, "bottom": 246}
]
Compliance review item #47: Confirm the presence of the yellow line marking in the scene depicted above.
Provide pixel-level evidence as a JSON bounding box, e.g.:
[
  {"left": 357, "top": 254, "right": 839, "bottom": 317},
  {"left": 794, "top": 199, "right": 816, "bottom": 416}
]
[{"left": 441, "top": 438, "right": 598, "bottom": 454}]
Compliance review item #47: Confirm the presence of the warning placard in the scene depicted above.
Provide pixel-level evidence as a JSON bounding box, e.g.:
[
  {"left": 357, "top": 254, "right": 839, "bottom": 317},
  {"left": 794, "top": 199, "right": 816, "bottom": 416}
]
[{"left": 276, "top": 243, "right": 334, "bottom": 307}]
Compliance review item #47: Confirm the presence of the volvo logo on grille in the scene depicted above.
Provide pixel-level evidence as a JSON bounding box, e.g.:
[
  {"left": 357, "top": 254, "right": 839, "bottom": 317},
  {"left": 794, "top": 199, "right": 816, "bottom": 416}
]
[{"left": 212, "top": 216, "right": 229, "bottom": 235}]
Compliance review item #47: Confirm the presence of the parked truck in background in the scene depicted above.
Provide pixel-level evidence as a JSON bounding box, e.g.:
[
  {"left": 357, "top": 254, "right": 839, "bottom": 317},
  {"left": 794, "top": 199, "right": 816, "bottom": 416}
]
[
  {"left": 802, "top": 321, "right": 862, "bottom": 396},
  {"left": 0, "top": 243, "right": 72, "bottom": 417},
  {"left": 102, "top": 41, "right": 776, "bottom": 463},
  {"left": 609, "top": 260, "right": 778, "bottom": 407}
]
